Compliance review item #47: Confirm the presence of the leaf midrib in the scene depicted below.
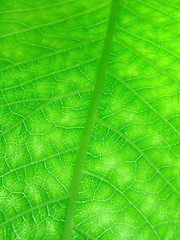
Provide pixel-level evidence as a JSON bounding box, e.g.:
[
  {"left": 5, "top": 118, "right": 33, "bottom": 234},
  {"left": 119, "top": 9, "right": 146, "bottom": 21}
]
[{"left": 62, "top": 1, "right": 119, "bottom": 239}]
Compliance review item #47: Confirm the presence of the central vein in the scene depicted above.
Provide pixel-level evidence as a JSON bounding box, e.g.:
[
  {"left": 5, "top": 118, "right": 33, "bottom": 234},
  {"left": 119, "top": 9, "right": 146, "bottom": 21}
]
[{"left": 62, "top": 1, "right": 119, "bottom": 239}]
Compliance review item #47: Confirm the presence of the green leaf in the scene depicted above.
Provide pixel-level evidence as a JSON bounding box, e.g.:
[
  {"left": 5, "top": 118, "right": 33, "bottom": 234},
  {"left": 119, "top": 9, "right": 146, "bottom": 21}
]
[{"left": 0, "top": 0, "right": 179, "bottom": 239}]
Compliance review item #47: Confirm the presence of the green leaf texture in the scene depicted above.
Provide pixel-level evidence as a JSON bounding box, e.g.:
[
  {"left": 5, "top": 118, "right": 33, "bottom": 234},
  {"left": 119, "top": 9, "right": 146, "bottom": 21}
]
[{"left": 0, "top": 0, "right": 179, "bottom": 239}]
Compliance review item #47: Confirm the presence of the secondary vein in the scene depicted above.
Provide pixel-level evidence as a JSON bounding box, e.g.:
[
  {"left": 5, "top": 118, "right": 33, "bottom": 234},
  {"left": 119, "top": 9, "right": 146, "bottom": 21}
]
[{"left": 62, "top": 0, "right": 119, "bottom": 239}]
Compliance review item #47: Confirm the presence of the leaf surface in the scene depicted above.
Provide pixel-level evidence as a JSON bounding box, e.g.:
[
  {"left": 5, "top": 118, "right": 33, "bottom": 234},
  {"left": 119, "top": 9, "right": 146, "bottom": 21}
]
[{"left": 0, "top": 0, "right": 179, "bottom": 239}]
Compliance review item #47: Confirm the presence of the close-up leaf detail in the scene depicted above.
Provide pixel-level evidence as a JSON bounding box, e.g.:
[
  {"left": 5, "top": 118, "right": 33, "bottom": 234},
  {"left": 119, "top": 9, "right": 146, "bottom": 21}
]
[{"left": 0, "top": 0, "right": 179, "bottom": 239}]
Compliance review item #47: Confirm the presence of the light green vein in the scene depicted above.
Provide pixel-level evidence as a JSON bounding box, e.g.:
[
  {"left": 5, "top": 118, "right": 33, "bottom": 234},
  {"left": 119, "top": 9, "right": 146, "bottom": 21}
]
[
  {"left": 85, "top": 170, "right": 160, "bottom": 240},
  {"left": 120, "top": 1, "right": 178, "bottom": 33},
  {"left": 117, "top": 26, "right": 179, "bottom": 58},
  {"left": 0, "top": 147, "right": 78, "bottom": 178},
  {"left": 158, "top": 0, "right": 180, "bottom": 9},
  {"left": 114, "top": 38, "right": 178, "bottom": 81},
  {"left": 0, "top": 195, "right": 68, "bottom": 227},
  {"left": 0, "top": 5, "right": 108, "bottom": 39},
  {"left": 74, "top": 226, "right": 96, "bottom": 240},
  {"left": 0, "top": 87, "right": 92, "bottom": 137},
  {"left": 0, "top": 38, "right": 102, "bottom": 74},
  {"left": 1, "top": 57, "right": 98, "bottom": 91},
  {"left": 62, "top": 1, "right": 119, "bottom": 239},
  {"left": 0, "top": 0, "right": 74, "bottom": 14},
  {"left": 109, "top": 73, "right": 180, "bottom": 136},
  {"left": 98, "top": 119, "right": 180, "bottom": 196},
  {"left": 137, "top": 0, "right": 177, "bottom": 19}
]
